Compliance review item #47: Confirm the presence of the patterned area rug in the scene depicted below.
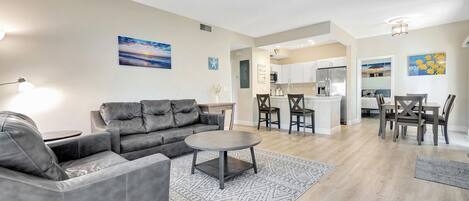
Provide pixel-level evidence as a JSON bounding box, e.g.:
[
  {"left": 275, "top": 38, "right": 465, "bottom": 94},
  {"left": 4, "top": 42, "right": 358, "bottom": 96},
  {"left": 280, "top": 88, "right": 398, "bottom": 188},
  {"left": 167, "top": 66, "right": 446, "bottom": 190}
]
[
  {"left": 170, "top": 149, "right": 333, "bottom": 201},
  {"left": 415, "top": 156, "right": 469, "bottom": 189}
]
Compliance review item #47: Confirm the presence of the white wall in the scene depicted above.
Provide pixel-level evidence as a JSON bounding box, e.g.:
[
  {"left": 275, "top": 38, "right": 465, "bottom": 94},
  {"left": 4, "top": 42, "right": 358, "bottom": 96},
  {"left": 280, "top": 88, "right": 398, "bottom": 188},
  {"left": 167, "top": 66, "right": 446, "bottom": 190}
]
[
  {"left": 358, "top": 20, "right": 469, "bottom": 132},
  {"left": 0, "top": 0, "right": 253, "bottom": 132},
  {"left": 230, "top": 48, "right": 271, "bottom": 125},
  {"left": 331, "top": 22, "right": 359, "bottom": 125}
]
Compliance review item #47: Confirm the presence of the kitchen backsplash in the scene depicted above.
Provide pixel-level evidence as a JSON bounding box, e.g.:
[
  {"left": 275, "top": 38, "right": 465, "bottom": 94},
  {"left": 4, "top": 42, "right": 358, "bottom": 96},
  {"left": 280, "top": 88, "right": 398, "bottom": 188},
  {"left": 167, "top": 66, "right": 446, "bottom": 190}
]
[{"left": 270, "top": 83, "right": 316, "bottom": 96}]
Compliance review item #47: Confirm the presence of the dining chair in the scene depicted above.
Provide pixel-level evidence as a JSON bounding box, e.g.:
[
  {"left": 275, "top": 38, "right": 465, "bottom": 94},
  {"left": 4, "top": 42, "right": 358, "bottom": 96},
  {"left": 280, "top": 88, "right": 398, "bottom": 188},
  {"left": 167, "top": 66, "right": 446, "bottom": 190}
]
[
  {"left": 376, "top": 94, "right": 394, "bottom": 136},
  {"left": 423, "top": 94, "right": 456, "bottom": 144},
  {"left": 287, "top": 94, "right": 315, "bottom": 134},
  {"left": 406, "top": 93, "right": 428, "bottom": 103},
  {"left": 406, "top": 93, "right": 428, "bottom": 133},
  {"left": 393, "top": 96, "right": 425, "bottom": 145},
  {"left": 256, "top": 94, "right": 280, "bottom": 130}
]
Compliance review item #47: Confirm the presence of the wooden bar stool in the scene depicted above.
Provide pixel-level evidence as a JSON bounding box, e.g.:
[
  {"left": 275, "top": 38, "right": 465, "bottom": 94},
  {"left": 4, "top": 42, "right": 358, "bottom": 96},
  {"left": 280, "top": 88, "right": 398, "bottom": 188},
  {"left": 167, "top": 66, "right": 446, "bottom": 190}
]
[
  {"left": 256, "top": 94, "right": 280, "bottom": 130},
  {"left": 287, "top": 94, "right": 315, "bottom": 134}
]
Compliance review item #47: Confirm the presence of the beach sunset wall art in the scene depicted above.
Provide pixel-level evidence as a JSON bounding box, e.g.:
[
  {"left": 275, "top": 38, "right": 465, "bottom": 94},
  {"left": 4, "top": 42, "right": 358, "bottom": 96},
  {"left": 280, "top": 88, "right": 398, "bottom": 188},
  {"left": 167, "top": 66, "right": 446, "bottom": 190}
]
[{"left": 118, "top": 36, "right": 171, "bottom": 69}]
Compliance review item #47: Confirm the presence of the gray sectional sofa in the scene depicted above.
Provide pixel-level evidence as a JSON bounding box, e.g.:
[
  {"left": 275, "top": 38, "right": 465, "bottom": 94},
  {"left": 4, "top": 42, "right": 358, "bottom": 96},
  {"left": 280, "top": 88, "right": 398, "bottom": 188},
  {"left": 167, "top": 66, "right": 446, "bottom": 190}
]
[
  {"left": 91, "top": 99, "right": 224, "bottom": 160},
  {"left": 0, "top": 111, "right": 171, "bottom": 201}
]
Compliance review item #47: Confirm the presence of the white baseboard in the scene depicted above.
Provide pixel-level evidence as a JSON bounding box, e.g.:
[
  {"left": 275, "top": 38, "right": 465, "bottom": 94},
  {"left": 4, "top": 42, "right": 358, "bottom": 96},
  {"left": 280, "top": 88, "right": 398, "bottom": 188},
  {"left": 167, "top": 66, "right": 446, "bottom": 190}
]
[
  {"left": 238, "top": 121, "right": 337, "bottom": 135},
  {"left": 347, "top": 118, "right": 361, "bottom": 125},
  {"left": 448, "top": 125, "right": 468, "bottom": 134},
  {"left": 234, "top": 120, "right": 256, "bottom": 127}
]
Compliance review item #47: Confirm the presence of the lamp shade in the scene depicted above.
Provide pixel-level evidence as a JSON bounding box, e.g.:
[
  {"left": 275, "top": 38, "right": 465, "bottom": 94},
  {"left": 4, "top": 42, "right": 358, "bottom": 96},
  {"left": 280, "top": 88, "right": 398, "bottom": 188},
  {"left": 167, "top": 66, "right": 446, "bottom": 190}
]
[{"left": 18, "top": 80, "right": 34, "bottom": 92}]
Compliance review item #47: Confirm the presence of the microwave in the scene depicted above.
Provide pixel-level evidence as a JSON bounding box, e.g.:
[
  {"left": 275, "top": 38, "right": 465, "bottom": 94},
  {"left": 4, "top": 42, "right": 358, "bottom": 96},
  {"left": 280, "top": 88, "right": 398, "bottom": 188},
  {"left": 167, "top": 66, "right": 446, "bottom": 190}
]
[{"left": 270, "top": 72, "right": 278, "bottom": 83}]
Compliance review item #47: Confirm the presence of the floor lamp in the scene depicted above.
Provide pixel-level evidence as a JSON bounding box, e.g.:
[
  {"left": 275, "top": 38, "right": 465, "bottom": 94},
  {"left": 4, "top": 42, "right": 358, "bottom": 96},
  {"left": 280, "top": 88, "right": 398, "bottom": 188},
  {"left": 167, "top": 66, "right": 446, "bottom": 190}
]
[{"left": 0, "top": 77, "right": 35, "bottom": 92}]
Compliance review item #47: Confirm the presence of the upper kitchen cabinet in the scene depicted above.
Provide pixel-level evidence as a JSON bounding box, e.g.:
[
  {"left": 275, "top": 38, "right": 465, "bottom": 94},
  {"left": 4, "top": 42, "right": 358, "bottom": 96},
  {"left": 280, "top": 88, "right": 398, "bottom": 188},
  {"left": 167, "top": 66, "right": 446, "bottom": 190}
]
[
  {"left": 290, "top": 63, "right": 304, "bottom": 83},
  {"left": 274, "top": 62, "right": 318, "bottom": 84},
  {"left": 271, "top": 64, "right": 281, "bottom": 73},
  {"left": 317, "top": 57, "right": 347, "bottom": 68},
  {"left": 303, "top": 61, "right": 317, "bottom": 83},
  {"left": 280, "top": 64, "right": 291, "bottom": 84}
]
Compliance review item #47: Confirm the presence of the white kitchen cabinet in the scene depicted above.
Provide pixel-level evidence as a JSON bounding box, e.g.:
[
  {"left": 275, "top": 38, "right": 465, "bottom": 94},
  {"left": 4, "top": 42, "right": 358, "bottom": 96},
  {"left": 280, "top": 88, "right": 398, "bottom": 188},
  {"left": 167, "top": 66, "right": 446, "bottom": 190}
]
[
  {"left": 303, "top": 61, "right": 317, "bottom": 83},
  {"left": 290, "top": 63, "right": 304, "bottom": 83},
  {"left": 317, "top": 57, "right": 346, "bottom": 68},
  {"left": 280, "top": 64, "right": 290, "bottom": 84},
  {"left": 332, "top": 57, "right": 347, "bottom": 67},
  {"left": 271, "top": 64, "right": 281, "bottom": 73},
  {"left": 274, "top": 58, "right": 341, "bottom": 84}
]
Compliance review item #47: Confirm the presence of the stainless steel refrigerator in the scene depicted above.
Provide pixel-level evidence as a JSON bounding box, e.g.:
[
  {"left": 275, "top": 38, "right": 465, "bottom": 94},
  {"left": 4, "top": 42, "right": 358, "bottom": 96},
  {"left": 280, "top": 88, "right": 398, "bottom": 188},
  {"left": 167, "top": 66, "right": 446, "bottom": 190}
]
[{"left": 316, "top": 67, "right": 347, "bottom": 124}]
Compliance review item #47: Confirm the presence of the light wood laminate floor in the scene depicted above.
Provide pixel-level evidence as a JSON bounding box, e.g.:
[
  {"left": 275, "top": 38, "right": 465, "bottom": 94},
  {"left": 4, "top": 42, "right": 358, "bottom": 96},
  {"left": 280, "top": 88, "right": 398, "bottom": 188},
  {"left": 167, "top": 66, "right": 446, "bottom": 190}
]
[{"left": 234, "top": 118, "right": 469, "bottom": 201}]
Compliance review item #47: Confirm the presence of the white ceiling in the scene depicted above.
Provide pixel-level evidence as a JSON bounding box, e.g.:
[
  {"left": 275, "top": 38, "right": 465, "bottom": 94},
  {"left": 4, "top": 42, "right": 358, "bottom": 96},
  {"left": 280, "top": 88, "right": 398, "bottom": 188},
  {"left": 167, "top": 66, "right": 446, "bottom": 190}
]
[{"left": 134, "top": 0, "right": 469, "bottom": 38}]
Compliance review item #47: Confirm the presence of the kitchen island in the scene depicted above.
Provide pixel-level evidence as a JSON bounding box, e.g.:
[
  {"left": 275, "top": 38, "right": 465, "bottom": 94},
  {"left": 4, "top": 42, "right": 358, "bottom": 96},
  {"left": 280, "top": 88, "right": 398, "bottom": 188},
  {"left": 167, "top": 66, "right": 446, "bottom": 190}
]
[{"left": 269, "top": 95, "right": 341, "bottom": 134}]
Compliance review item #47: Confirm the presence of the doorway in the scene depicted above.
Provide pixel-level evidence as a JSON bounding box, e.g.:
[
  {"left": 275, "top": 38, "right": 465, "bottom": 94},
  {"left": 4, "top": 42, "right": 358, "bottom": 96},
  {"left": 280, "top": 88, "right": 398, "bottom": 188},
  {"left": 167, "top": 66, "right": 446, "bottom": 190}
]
[{"left": 357, "top": 56, "right": 395, "bottom": 120}]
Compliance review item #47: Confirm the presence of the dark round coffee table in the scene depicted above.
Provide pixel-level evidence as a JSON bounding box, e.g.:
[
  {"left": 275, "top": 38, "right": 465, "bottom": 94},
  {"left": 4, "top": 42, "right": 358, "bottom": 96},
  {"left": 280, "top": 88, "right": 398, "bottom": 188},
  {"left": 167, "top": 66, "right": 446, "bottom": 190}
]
[{"left": 185, "top": 130, "right": 262, "bottom": 189}]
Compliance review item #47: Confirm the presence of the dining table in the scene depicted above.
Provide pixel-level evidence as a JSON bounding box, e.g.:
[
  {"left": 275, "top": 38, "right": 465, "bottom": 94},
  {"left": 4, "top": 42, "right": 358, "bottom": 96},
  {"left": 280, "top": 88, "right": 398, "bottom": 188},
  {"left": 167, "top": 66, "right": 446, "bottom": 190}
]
[{"left": 379, "top": 102, "right": 440, "bottom": 146}]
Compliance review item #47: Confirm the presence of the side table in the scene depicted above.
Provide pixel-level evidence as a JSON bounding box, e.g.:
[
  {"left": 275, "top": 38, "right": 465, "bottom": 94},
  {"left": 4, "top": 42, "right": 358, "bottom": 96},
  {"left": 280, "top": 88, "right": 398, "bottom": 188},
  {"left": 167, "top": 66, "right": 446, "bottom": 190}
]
[{"left": 43, "top": 130, "right": 82, "bottom": 142}]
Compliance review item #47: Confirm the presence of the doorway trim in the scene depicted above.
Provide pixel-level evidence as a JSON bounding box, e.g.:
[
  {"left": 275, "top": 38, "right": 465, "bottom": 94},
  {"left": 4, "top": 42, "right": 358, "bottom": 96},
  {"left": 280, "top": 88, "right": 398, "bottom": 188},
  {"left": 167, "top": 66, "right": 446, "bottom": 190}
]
[{"left": 356, "top": 55, "right": 396, "bottom": 123}]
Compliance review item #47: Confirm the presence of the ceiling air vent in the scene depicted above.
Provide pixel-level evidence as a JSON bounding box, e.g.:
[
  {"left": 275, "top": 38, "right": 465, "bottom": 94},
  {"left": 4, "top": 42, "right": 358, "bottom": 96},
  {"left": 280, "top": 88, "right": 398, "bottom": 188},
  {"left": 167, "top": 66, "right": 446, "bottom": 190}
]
[{"left": 200, "top": 24, "right": 212, "bottom": 32}]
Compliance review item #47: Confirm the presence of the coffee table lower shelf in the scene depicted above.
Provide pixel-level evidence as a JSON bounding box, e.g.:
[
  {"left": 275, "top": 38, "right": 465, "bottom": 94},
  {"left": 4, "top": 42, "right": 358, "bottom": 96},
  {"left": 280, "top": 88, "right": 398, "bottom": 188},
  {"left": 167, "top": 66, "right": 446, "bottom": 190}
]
[{"left": 195, "top": 156, "right": 254, "bottom": 181}]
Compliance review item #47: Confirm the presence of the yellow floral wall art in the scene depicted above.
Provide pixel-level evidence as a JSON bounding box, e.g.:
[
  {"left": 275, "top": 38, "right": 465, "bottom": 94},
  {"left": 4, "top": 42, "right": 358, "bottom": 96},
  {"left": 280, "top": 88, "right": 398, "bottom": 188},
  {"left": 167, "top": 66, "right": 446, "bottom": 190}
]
[{"left": 408, "top": 52, "right": 446, "bottom": 76}]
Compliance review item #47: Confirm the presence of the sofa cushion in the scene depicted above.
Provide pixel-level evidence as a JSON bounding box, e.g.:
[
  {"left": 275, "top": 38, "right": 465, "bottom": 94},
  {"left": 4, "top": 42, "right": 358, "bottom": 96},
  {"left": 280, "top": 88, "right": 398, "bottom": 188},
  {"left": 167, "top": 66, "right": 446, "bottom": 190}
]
[
  {"left": 151, "top": 128, "right": 193, "bottom": 144},
  {"left": 100, "top": 102, "right": 145, "bottom": 135},
  {"left": 120, "top": 133, "right": 163, "bottom": 153},
  {"left": 0, "top": 111, "right": 68, "bottom": 181},
  {"left": 171, "top": 99, "right": 200, "bottom": 127},
  {"left": 61, "top": 151, "right": 128, "bottom": 178},
  {"left": 183, "top": 124, "right": 220, "bottom": 133},
  {"left": 141, "top": 100, "right": 174, "bottom": 132}
]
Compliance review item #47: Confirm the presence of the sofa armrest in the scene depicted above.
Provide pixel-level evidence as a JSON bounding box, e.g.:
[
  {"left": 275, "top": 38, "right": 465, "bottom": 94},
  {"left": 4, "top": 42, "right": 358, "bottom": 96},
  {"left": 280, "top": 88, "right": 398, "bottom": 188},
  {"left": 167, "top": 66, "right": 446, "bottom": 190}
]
[
  {"left": 47, "top": 132, "right": 111, "bottom": 163},
  {"left": 0, "top": 154, "right": 171, "bottom": 201},
  {"left": 200, "top": 113, "right": 225, "bottom": 130},
  {"left": 90, "top": 111, "right": 121, "bottom": 154}
]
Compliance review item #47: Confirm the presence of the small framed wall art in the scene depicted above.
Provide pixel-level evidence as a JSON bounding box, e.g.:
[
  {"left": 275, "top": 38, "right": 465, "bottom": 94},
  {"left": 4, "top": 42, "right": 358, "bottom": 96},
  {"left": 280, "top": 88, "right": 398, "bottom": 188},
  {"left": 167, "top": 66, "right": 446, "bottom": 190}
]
[{"left": 208, "top": 57, "right": 219, "bottom": 70}]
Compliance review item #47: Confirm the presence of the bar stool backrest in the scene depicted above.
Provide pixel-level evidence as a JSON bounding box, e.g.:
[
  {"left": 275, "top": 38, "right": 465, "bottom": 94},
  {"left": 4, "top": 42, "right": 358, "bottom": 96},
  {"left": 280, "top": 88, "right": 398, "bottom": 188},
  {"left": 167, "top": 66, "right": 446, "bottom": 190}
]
[
  {"left": 287, "top": 94, "right": 305, "bottom": 113},
  {"left": 256, "top": 94, "right": 271, "bottom": 111}
]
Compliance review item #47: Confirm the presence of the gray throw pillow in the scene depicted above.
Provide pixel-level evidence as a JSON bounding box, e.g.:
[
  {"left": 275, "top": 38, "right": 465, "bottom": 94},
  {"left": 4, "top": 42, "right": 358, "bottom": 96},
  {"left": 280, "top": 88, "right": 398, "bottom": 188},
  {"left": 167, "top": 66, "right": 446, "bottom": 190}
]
[
  {"left": 0, "top": 112, "right": 68, "bottom": 181},
  {"left": 100, "top": 102, "right": 146, "bottom": 135},
  {"left": 171, "top": 99, "right": 201, "bottom": 127},
  {"left": 141, "top": 100, "right": 175, "bottom": 132}
]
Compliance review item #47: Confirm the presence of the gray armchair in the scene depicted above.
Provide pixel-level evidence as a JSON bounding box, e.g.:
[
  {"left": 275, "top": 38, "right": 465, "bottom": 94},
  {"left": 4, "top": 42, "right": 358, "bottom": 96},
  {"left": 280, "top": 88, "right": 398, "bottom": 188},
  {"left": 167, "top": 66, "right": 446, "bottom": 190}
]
[{"left": 0, "top": 111, "right": 170, "bottom": 201}]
